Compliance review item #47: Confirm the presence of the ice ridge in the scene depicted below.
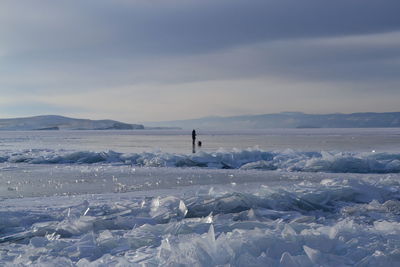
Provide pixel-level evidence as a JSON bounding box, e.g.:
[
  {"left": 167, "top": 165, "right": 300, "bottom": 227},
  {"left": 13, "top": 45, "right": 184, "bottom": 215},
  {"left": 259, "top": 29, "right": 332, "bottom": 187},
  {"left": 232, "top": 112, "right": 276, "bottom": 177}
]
[{"left": 1, "top": 148, "right": 400, "bottom": 174}]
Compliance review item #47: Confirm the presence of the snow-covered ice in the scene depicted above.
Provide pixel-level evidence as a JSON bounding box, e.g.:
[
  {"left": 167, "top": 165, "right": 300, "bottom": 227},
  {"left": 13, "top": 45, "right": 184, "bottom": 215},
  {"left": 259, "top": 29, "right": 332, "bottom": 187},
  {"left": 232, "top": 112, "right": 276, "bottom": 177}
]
[
  {"left": 1, "top": 130, "right": 400, "bottom": 266},
  {"left": 1, "top": 163, "right": 400, "bottom": 266}
]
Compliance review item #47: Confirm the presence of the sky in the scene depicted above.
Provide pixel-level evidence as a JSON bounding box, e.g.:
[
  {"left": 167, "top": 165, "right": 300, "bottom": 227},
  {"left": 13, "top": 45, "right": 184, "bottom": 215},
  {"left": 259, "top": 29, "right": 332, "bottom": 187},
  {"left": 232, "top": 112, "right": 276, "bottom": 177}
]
[{"left": 1, "top": 0, "right": 400, "bottom": 123}]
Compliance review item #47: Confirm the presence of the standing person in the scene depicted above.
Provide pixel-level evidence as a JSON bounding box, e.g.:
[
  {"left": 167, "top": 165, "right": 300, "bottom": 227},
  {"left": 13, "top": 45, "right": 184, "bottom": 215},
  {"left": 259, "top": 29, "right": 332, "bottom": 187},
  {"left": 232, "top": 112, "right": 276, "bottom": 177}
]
[
  {"left": 192, "top": 129, "right": 196, "bottom": 145},
  {"left": 192, "top": 129, "right": 197, "bottom": 153}
]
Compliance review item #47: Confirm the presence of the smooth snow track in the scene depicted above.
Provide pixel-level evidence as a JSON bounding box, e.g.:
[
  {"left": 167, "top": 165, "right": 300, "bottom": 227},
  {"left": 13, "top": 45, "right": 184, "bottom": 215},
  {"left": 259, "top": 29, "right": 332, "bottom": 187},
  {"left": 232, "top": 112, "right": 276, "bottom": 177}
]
[
  {"left": 1, "top": 148, "right": 400, "bottom": 173},
  {"left": 1, "top": 172, "right": 400, "bottom": 266}
]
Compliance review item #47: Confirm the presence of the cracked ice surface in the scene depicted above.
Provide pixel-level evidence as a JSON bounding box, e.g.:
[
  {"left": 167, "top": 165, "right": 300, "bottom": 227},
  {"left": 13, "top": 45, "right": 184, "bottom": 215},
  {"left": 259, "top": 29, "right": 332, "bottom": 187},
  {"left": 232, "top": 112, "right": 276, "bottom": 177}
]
[{"left": 1, "top": 164, "right": 400, "bottom": 266}]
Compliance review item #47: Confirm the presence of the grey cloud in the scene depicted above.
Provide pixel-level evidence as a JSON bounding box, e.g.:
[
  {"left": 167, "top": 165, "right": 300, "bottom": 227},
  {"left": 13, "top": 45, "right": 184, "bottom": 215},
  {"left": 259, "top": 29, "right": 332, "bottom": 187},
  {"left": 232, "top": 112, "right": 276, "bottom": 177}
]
[
  {"left": 2, "top": 0, "right": 400, "bottom": 58},
  {"left": 2, "top": 31, "right": 400, "bottom": 95},
  {"left": 1, "top": 0, "right": 400, "bottom": 114}
]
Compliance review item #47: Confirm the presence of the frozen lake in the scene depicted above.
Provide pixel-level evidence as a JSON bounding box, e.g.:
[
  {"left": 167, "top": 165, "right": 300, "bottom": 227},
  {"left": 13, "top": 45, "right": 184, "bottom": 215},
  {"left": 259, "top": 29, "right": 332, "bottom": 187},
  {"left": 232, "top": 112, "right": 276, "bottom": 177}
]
[
  {"left": 1, "top": 129, "right": 400, "bottom": 266},
  {"left": 1, "top": 128, "right": 400, "bottom": 153}
]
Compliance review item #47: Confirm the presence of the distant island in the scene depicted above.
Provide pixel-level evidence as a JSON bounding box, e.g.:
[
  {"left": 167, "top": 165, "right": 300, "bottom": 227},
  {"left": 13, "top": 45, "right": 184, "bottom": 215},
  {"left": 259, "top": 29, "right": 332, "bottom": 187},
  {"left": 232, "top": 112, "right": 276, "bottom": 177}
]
[
  {"left": 144, "top": 112, "right": 400, "bottom": 130},
  {"left": 0, "top": 115, "right": 144, "bottom": 131}
]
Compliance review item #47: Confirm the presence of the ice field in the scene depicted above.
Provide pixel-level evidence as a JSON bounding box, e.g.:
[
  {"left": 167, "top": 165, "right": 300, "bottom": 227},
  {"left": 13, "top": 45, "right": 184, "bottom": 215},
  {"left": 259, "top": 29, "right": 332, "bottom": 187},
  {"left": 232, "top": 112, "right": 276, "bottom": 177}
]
[{"left": 1, "top": 129, "right": 400, "bottom": 266}]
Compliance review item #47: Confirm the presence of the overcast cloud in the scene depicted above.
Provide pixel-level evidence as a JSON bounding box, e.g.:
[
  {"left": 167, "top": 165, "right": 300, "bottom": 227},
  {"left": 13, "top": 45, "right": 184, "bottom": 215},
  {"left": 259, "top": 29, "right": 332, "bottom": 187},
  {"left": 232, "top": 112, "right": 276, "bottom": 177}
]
[{"left": 1, "top": 0, "right": 400, "bottom": 122}]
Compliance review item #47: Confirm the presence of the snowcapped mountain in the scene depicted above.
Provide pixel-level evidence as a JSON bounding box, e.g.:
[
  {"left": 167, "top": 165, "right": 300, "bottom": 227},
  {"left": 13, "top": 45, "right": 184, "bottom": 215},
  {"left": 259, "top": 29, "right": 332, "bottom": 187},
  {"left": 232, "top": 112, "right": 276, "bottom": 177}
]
[
  {"left": 0, "top": 115, "right": 144, "bottom": 130},
  {"left": 144, "top": 112, "right": 400, "bottom": 130}
]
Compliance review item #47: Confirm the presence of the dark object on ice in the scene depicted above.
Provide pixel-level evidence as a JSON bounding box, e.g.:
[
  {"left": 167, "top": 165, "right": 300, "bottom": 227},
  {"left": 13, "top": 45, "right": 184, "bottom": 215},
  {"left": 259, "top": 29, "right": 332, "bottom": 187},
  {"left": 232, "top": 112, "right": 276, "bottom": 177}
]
[
  {"left": 192, "top": 129, "right": 196, "bottom": 145},
  {"left": 192, "top": 129, "right": 197, "bottom": 153},
  {"left": 198, "top": 141, "right": 202, "bottom": 147}
]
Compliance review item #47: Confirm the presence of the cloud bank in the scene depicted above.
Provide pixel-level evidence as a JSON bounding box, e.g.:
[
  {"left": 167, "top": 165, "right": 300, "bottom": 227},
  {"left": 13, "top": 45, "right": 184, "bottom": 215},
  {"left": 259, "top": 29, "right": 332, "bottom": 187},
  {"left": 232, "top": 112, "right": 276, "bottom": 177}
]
[{"left": 1, "top": 0, "right": 399, "bottom": 122}]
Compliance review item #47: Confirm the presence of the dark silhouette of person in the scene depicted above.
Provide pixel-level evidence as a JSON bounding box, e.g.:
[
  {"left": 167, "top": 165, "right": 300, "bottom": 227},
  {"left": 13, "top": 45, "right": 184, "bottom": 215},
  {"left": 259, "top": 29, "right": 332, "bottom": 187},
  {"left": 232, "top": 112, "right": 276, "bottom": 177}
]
[
  {"left": 192, "top": 129, "right": 197, "bottom": 153},
  {"left": 192, "top": 129, "right": 196, "bottom": 145}
]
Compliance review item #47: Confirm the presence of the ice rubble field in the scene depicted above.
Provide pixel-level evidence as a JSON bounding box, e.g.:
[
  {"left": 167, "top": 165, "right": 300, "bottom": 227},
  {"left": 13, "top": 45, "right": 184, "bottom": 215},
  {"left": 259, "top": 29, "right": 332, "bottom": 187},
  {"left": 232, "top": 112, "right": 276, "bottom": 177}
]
[
  {"left": 0, "top": 148, "right": 400, "bottom": 266},
  {"left": 1, "top": 148, "right": 400, "bottom": 173}
]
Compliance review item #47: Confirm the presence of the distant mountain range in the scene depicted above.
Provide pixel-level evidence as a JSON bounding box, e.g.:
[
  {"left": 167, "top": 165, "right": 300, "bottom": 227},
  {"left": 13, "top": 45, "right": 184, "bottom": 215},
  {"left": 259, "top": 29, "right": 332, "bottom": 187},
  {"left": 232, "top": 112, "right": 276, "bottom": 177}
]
[
  {"left": 144, "top": 112, "right": 400, "bottom": 130},
  {"left": 0, "top": 115, "right": 144, "bottom": 130},
  {"left": 3, "top": 112, "right": 400, "bottom": 131}
]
